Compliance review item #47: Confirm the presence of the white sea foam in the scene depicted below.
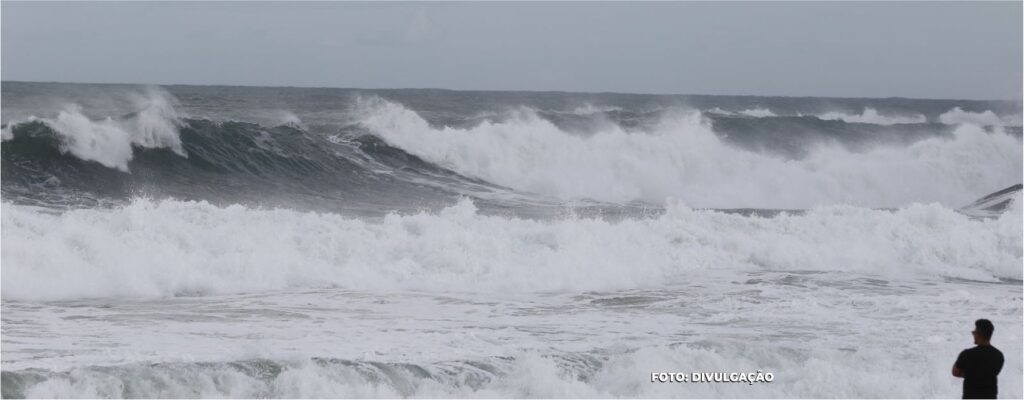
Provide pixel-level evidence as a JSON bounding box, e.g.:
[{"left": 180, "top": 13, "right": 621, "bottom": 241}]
[
  {"left": 2, "top": 196, "right": 1018, "bottom": 301},
  {"left": 939, "top": 107, "right": 1020, "bottom": 127},
  {"left": 817, "top": 107, "right": 927, "bottom": 125},
  {"left": 357, "top": 98, "right": 1022, "bottom": 208},
  {"left": 18, "top": 88, "right": 185, "bottom": 171},
  {"left": 1, "top": 123, "right": 15, "bottom": 141},
  {"left": 6, "top": 287, "right": 1023, "bottom": 399},
  {"left": 15, "top": 340, "right": 1019, "bottom": 398}
]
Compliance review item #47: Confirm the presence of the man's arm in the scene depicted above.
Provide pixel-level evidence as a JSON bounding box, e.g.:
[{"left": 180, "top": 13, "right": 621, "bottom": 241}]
[{"left": 952, "top": 351, "right": 966, "bottom": 378}]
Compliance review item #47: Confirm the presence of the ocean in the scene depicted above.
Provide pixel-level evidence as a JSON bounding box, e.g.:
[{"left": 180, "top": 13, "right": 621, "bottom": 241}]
[{"left": 1, "top": 81, "right": 1021, "bottom": 398}]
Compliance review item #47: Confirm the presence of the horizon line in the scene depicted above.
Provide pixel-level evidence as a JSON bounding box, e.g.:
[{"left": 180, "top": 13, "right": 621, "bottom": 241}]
[{"left": 3, "top": 79, "right": 1020, "bottom": 104}]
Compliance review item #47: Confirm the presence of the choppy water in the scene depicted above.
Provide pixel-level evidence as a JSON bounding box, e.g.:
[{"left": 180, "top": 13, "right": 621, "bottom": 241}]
[{"left": 2, "top": 82, "right": 1021, "bottom": 397}]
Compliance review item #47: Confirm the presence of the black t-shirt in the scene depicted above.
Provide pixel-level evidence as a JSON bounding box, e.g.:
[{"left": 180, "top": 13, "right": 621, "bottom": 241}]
[{"left": 955, "top": 345, "right": 1004, "bottom": 399}]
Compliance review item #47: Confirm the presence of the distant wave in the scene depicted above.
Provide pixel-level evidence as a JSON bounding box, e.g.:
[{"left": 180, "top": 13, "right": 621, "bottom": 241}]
[
  {"left": 3, "top": 195, "right": 1019, "bottom": 301},
  {"left": 816, "top": 108, "right": 927, "bottom": 125},
  {"left": 567, "top": 104, "right": 624, "bottom": 115},
  {"left": 705, "top": 107, "right": 777, "bottom": 118},
  {"left": 709, "top": 107, "right": 927, "bottom": 125},
  {"left": 704, "top": 106, "right": 1023, "bottom": 128},
  {"left": 939, "top": 107, "right": 1022, "bottom": 127},
  {"left": 737, "top": 107, "right": 776, "bottom": 118},
  {"left": 359, "top": 98, "right": 1022, "bottom": 208}
]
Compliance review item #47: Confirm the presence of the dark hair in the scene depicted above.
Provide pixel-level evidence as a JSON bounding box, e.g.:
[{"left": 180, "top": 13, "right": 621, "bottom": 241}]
[{"left": 975, "top": 319, "right": 994, "bottom": 340}]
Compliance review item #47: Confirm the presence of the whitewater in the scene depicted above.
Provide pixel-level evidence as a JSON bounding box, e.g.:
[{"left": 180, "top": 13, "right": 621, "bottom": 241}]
[{"left": 1, "top": 82, "right": 1021, "bottom": 398}]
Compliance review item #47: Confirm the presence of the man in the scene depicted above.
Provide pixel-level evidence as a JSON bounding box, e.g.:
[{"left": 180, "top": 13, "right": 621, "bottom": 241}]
[{"left": 952, "top": 319, "right": 1004, "bottom": 399}]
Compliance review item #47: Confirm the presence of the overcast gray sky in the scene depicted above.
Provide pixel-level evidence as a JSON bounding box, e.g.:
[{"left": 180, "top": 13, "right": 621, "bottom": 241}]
[{"left": 2, "top": 2, "right": 1021, "bottom": 100}]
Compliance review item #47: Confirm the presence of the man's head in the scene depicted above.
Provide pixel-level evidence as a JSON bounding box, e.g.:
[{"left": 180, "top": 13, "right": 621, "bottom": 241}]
[{"left": 972, "top": 319, "right": 994, "bottom": 345}]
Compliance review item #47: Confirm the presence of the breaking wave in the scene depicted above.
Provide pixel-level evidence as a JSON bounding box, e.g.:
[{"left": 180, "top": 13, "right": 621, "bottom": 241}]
[
  {"left": 2, "top": 195, "right": 1019, "bottom": 301},
  {"left": 358, "top": 98, "right": 1022, "bottom": 208},
  {"left": 4, "top": 93, "right": 1021, "bottom": 211},
  {"left": 1, "top": 88, "right": 184, "bottom": 172}
]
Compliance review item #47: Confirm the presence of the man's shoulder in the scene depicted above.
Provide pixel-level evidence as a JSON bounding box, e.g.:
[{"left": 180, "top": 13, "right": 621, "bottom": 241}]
[
  {"left": 958, "top": 346, "right": 984, "bottom": 359},
  {"left": 972, "top": 345, "right": 1004, "bottom": 359},
  {"left": 977, "top": 345, "right": 1001, "bottom": 353}
]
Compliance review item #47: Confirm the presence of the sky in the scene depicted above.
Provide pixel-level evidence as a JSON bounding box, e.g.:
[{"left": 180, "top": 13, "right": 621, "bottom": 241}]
[{"left": 2, "top": 2, "right": 1022, "bottom": 100}]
